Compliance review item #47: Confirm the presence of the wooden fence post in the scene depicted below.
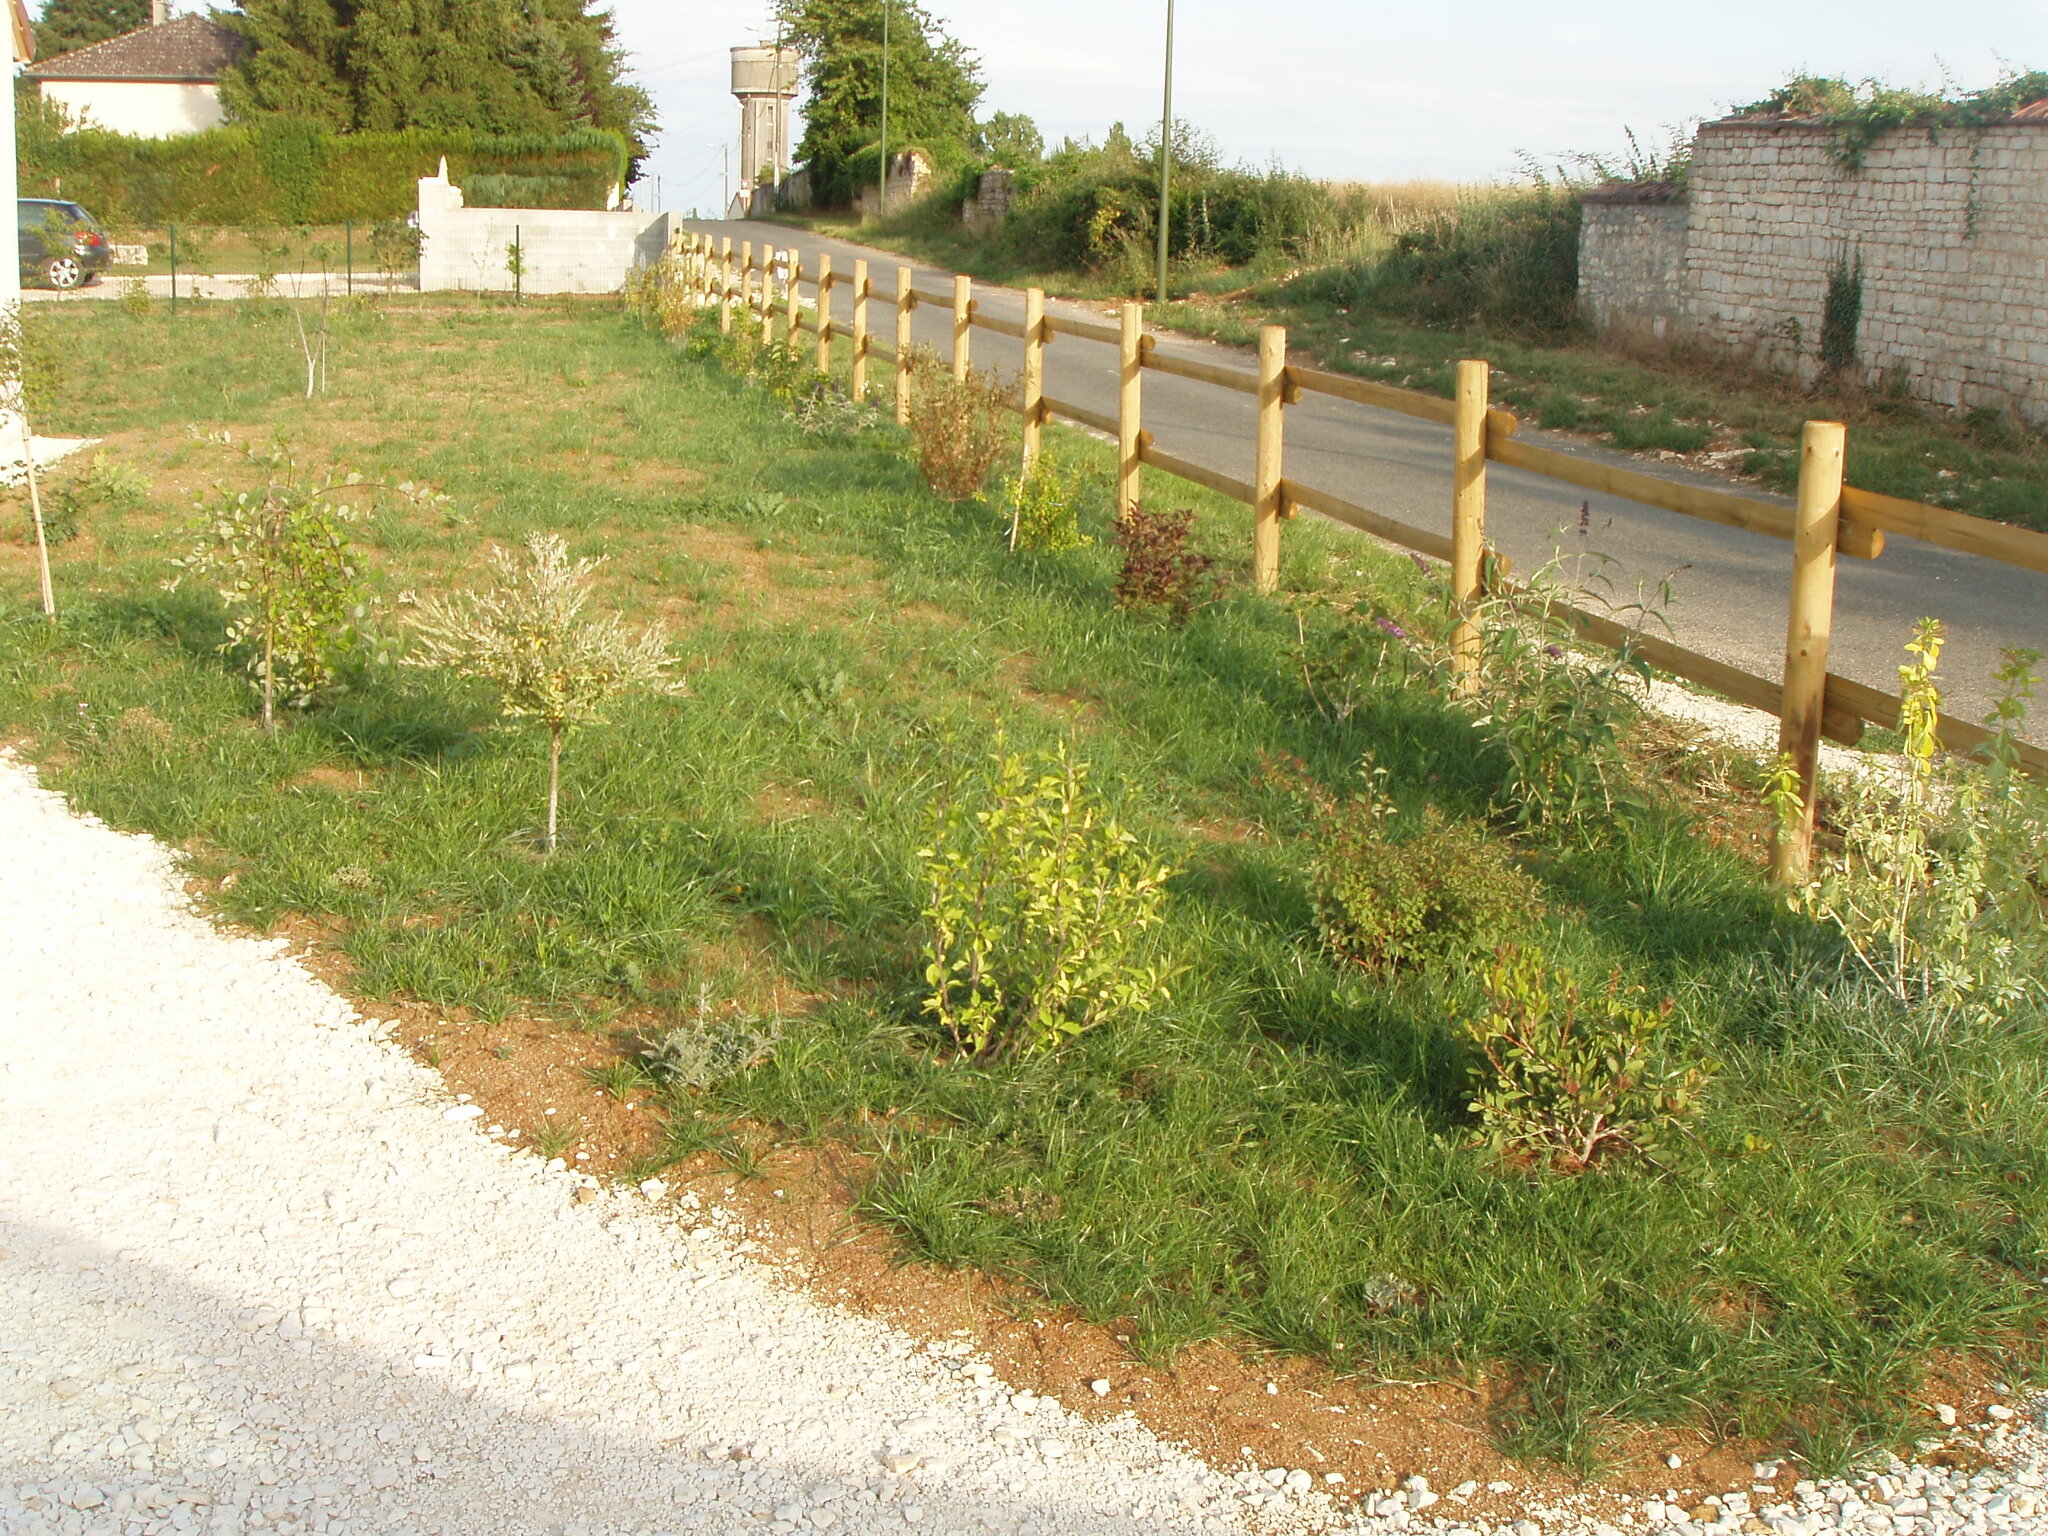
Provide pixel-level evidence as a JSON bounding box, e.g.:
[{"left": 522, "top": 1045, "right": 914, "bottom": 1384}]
[
  {"left": 739, "top": 240, "right": 753, "bottom": 318},
  {"left": 718, "top": 237, "right": 733, "bottom": 334},
  {"left": 785, "top": 253, "right": 802, "bottom": 356},
  {"left": 815, "top": 253, "right": 834, "bottom": 376},
  {"left": 1450, "top": 359, "right": 1490, "bottom": 692},
  {"left": 1021, "top": 287, "right": 1047, "bottom": 475},
  {"left": 895, "top": 266, "right": 915, "bottom": 426},
  {"left": 1253, "top": 325, "right": 1287, "bottom": 594},
  {"left": 851, "top": 259, "right": 870, "bottom": 400},
  {"left": 952, "top": 275, "right": 972, "bottom": 380},
  {"left": 1771, "top": 419, "right": 1849, "bottom": 888},
  {"left": 1118, "top": 303, "right": 1144, "bottom": 518}
]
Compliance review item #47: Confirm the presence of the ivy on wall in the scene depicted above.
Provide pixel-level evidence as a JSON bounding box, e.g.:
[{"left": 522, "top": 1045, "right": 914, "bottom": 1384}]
[{"left": 1734, "top": 71, "right": 2048, "bottom": 173}]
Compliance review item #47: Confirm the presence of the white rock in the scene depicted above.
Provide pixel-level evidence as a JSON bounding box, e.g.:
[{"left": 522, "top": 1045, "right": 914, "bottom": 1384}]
[
  {"left": 441, "top": 1104, "right": 484, "bottom": 1122},
  {"left": 1089, "top": 1378, "right": 1110, "bottom": 1396}
]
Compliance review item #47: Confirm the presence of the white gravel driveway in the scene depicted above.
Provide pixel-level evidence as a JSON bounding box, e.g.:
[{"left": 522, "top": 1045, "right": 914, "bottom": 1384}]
[
  {"left": 8, "top": 750, "right": 2048, "bottom": 1536},
  {"left": 0, "top": 758, "right": 1260, "bottom": 1536}
]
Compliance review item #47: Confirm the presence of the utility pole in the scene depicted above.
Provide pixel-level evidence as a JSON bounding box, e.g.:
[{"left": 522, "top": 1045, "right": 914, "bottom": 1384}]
[
  {"left": 878, "top": 0, "right": 891, "bottom": 217},
  {"left": 1156, "top": 0, "right": 1176, "bottom": 305},
  {"left": 723, "top": 143, "right": 731, "bottom": 217}
]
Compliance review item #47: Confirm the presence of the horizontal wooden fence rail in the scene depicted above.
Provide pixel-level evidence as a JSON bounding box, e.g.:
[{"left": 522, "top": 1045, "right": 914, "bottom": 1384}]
[{"left": 670, "top": 231, "right": 2048, "bottom": 870}]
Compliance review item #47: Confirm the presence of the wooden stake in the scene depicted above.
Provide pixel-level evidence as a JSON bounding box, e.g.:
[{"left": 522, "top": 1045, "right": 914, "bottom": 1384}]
[
  {"left": 25, "top": 429, "right": 53, "bottom": 619},
  {"left": 952, "top": 275, "right": 971, "bottom": 381},
  {"left": 1253, "top": 324, "right": 1287, "bottom": 594},
  {"left": 1021, "top": 287, "right": 1046, "bottom": 475},
  {"left": 1117, "top": 303, "right": 1144, "bottom": 518},
  {"left": 895, "top": 265, "right": 915, "bottom": 426},
  {"left": 851, "top": 259, "right": 870, "bottom": 400},
  {"left": 739, "top": 240, "right": 753, "bottom": 317},
  {"left": 786, "top": 252, "right": 802, "bottom": 356},
  {"left": 1772, "top": 419, "right": 1848, "bottom": 888},
  {"left": 815, "top": 253, "right": 834, "bottom": 376},
  {"left": 1450, "top": 358, "right": 1489, "bottom": 693}
]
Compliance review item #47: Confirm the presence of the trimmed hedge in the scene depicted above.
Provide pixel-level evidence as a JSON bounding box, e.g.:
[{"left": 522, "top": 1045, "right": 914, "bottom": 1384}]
[{"left": 19, "top": 119, "right": 627, "bottom": 225}]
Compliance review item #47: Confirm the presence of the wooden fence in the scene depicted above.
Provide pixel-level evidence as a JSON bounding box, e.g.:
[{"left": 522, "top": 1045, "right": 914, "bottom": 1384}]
[{"left": 668, "top": 231, "right": 2048, "bottom": 882}]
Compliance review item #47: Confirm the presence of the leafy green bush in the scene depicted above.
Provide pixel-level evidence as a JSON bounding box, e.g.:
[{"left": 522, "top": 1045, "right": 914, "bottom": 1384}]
[
  {"left": 1470, "top": 559, "right": 1655, "bottom": 834},
  {"left": 45, "top": 452, "right": 148, "bottom": 544},
  {"left": 170, "top": 448, "right": 374, "bottom": 728},
  {"left": 1315, "top": 788, "right": 1543, "bottom": 975},
  {"left": 1352, "top": 186, "right": 1582, "bottom": 337},
  {"left": 1463, "top": 946, "right": 1713, "bottom": 1170},
  {"left": 1771, "top": 623, "right": 2048, "bottom": 1023},
  {"left": 920, "top": 738, "right": 1176, "bottom": 1059},
  {"left": 1001, "top": 460, "right": 1090, "bottom": 553},
  {"left": 18, "top": 124, "right": 626, "bottom": 225}
]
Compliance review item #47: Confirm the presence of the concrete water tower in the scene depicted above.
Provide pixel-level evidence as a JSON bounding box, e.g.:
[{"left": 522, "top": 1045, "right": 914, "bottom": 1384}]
[{"left": 731, "top": 44, "right": 800, "bottom": 198}]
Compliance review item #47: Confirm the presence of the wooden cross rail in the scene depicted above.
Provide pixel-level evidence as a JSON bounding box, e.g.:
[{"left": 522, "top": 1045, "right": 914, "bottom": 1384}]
[{"left": 668, "top": 232, "right": 2048, "bottom": 863}]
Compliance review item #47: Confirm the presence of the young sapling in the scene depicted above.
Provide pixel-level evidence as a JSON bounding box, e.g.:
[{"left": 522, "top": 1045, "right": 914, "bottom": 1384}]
[{"left": 405, "top": 533, "right": 677, "bottom": 853}]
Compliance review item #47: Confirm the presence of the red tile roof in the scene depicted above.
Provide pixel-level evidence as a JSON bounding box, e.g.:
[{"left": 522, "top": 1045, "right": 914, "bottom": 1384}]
[{"left": 26, "top": 14, "right": 244, "bottom": 83}]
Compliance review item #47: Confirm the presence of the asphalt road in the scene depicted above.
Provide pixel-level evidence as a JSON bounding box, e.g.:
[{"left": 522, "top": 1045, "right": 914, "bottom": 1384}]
[{"left": 693, "top": 218, "right": 2048, "bottom": 734}]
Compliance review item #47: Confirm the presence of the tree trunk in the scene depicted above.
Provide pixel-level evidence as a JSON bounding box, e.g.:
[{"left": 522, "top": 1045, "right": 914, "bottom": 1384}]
[{"left": 545, "top": 724, "right": 563, "bottom": 854}]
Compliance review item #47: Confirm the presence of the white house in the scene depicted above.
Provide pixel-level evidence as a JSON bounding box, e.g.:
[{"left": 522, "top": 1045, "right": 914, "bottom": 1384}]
[{"left": 25, "top": 6, "right": 245, "bottom": 138}]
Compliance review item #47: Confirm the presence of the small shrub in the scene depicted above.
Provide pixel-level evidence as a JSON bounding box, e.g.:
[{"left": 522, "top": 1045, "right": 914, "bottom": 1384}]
[
  {"left": 1315, "top": 787, "right": 1543, "bottom": 974},
  {"left": 646, "top": 1009, "right": 782, "bottom": 1090},
  {"left": 788, "top": 383, "right": 869, "bottom": 438},
  {"left": 48, "top": 451, "right": 148, "bottom": 546},
  {"left": 903, "top": 346, "right": 1011, "bottom": 502},
  {"left": 1002, "top": 460, "right": 1090, "bottom": 553},
  {"left": 170, "top": 448, "right": 374, "bottom": 729},
  {"left": 920, "top": 737, "right": 1176, "bottom": 1059},
  {"left": 1470, "top": 554, "right": 1657, "bottom": 834},
  {"left": 1462, "top": 946, "right": 1712, "bottom": 1170},
  {"left": 115, "top": 277, "right": 152, "bottom": 317},
  {"left": 1770, "top": 623, "right": 2048, "bottom": 1022},
  {"left": 369, "top": 218, "right": 423, "bottom": 290},
  {"left": 1112, "top": 506, "right": 1214, "bottom": 620},
  {"left": 404, "top": 533, "right": 678, "bottom": 854}
]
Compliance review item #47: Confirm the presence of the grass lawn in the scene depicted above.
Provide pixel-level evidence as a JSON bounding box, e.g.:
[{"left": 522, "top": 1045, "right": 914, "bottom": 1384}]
[
  {"left": 3, "top": 291, "right": 2045, "bottom": 1478},
  {"left": 775, "top": 211, "right": 2048, "bottom": 529}
]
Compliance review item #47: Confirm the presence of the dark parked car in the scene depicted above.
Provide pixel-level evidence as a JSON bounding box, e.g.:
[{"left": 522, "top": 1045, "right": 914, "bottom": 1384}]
[{"left": 19, "top": 199, "right": 112, "bottom": 290}]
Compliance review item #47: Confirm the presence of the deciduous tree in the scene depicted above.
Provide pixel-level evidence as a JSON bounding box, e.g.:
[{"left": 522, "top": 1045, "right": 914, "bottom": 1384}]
[{"left": 775, "top": 0, "right": 982, "bottom": 207}]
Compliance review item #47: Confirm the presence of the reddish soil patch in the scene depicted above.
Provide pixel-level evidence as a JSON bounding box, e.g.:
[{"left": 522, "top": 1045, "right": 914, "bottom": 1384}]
[{"left": 248, "top": 932, "right": 1850, "bottom": 1527}]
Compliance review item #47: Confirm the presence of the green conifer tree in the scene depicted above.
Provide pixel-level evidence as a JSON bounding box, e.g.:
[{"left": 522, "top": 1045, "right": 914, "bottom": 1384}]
[
  {"left": 35, "top": 0, "right": 151, "bottom": 60},
  {"left": 217, "top": 0, "right": 654, "bottom": 167}
]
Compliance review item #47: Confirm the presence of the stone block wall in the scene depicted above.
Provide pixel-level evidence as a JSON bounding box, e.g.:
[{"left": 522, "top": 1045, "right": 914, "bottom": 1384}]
[
  {"left": 1577, "top": 120, "right": 2048, "bottom": 423},
  {"left": 417, "top": 170, "right": 668, "bottom": 295},
  {"left": 962, "top": 168, "right": 1014, "bottom": 232},
  {"left": 1577, "top": 189, "right": 1687, "bottom": 342}
]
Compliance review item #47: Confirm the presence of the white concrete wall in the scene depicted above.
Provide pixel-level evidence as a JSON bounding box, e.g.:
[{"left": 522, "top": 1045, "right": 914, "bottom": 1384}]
[
  {"left": 40, "top": 79, "right": 223, "bottom": 137},
  {"left": 416, "top": 172, "right": 667, "bottom": 295}
]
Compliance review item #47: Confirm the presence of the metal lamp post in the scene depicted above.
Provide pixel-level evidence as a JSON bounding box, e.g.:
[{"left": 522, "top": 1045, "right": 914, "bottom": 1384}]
[
  {"left": 878, "top": 0, "right": 892, "bottom": 217},
  {"left": 1156, "top": 0, "right": 1176, "bottom": 305}
]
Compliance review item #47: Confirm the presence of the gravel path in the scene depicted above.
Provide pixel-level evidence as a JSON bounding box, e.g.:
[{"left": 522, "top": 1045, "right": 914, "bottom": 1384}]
[{"left": 3, "top": 754, "right": 2047, "bottom": 1536}]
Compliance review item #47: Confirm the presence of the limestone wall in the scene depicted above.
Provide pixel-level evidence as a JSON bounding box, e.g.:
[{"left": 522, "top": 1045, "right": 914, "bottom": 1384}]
[
  {"left": 1577, "top": 120, "right": 2048, "bottom": 423},
  {"left": 1577, "top": 190, "right": 1687, "bottom": 342}
]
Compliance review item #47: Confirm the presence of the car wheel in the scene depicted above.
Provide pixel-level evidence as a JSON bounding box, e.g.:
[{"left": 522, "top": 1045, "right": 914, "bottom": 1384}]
[{"left": 43, "top": 256, "right": 83, "bottom": 290}]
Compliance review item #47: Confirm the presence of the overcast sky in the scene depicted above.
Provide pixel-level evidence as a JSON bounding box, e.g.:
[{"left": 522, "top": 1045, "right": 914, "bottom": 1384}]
[{"left": 619, "top": 1, "right": 2048, "bottom": 214}]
